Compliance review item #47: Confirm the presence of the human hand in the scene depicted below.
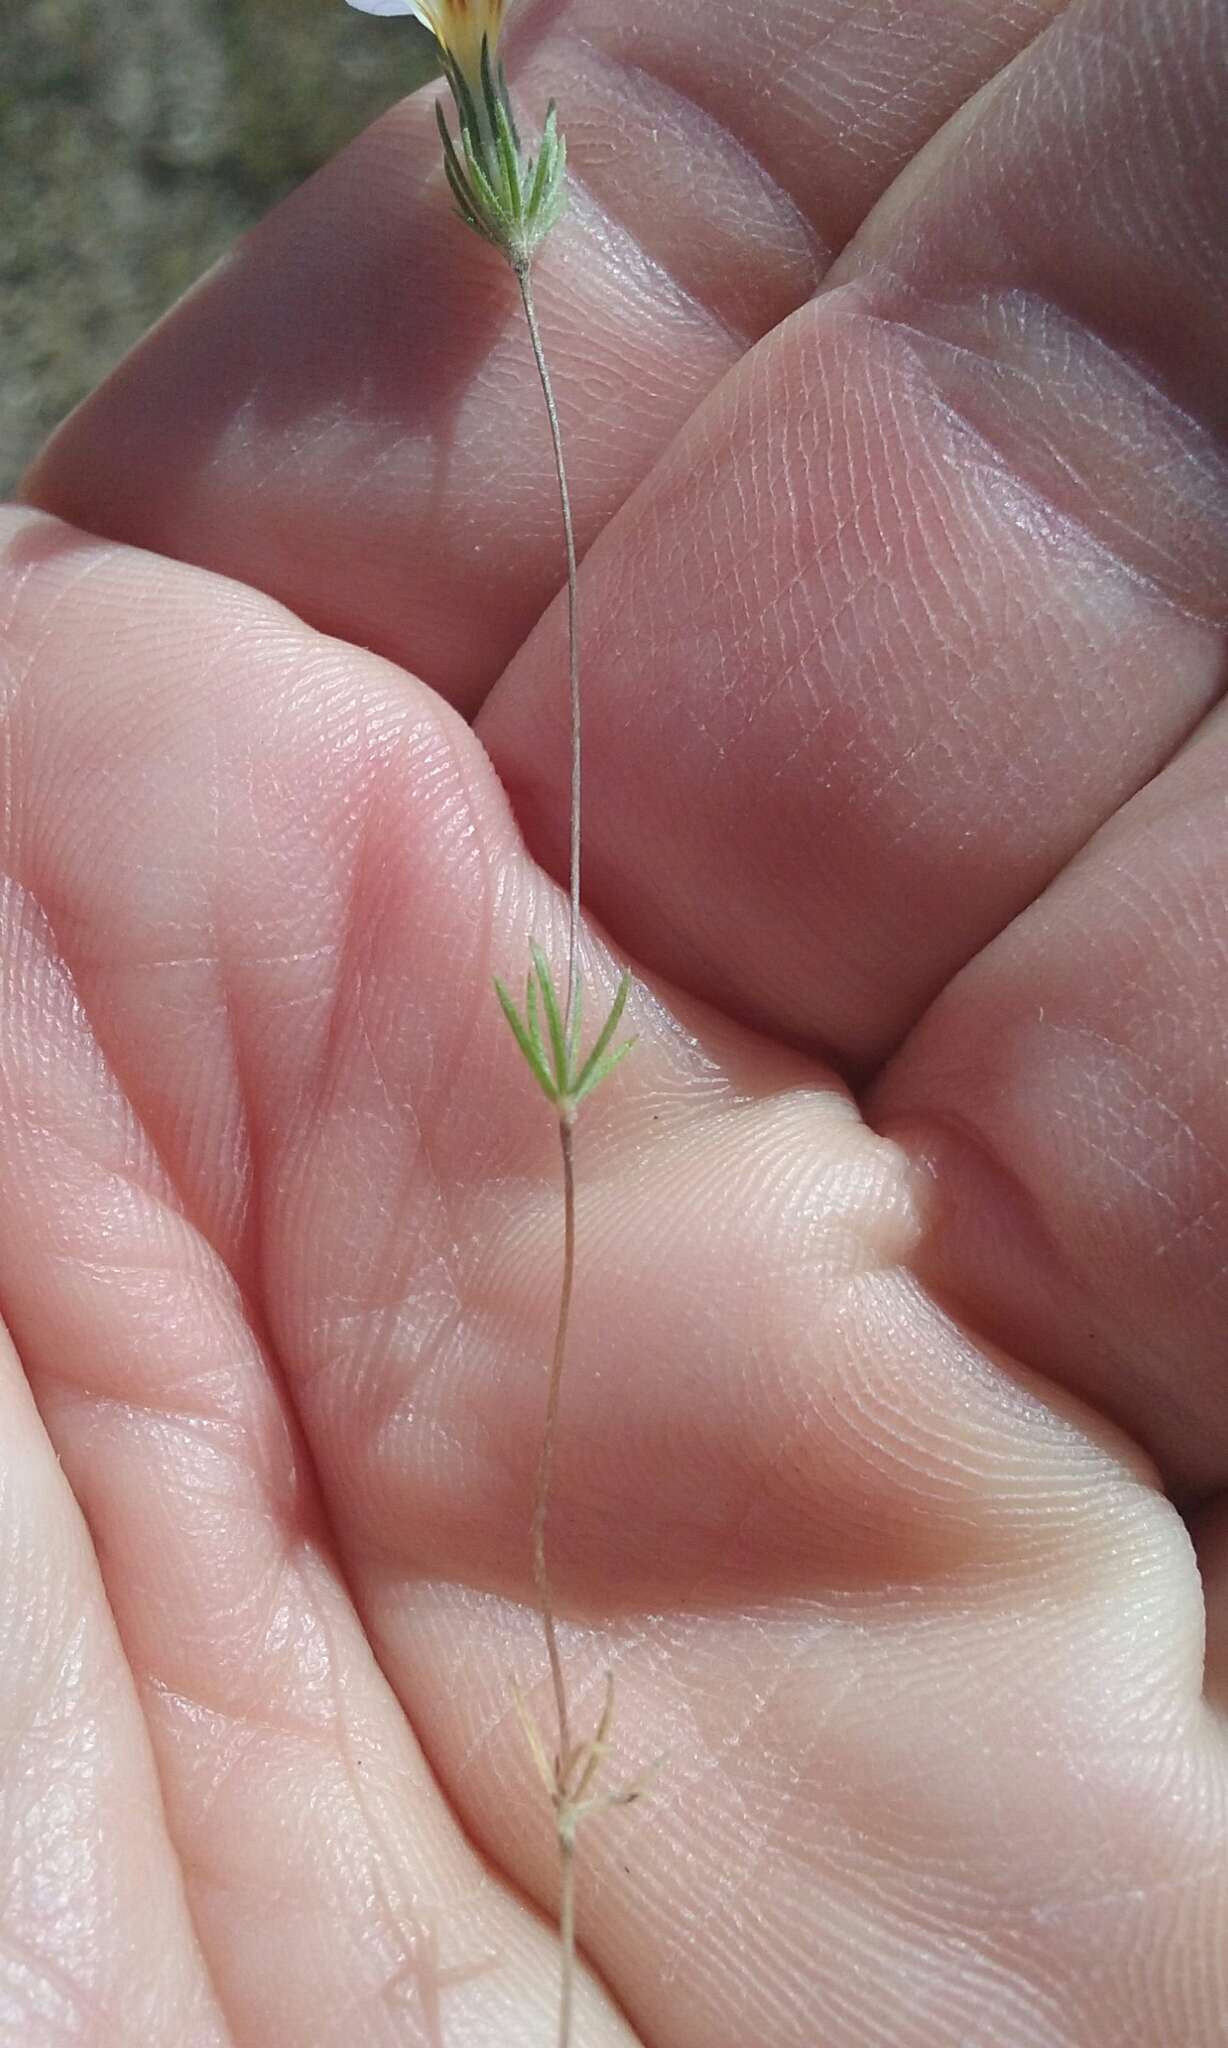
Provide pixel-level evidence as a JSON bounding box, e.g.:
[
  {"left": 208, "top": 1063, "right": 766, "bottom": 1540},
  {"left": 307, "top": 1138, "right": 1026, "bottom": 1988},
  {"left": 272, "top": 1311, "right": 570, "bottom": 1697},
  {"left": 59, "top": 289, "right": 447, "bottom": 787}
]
[{"left": 5, "top": 0, "right": 1227, "bottom": 2040}]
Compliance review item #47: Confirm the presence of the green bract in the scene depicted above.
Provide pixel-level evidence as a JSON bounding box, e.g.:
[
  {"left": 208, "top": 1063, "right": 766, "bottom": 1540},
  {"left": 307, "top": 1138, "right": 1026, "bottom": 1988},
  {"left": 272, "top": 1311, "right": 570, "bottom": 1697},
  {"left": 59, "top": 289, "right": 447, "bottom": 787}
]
[
  {"left": 436, "top": 40, "right": 567, "bottom": 270},
  {"left": 496, "top": 948, "right": 634, "bottom": 1116}
]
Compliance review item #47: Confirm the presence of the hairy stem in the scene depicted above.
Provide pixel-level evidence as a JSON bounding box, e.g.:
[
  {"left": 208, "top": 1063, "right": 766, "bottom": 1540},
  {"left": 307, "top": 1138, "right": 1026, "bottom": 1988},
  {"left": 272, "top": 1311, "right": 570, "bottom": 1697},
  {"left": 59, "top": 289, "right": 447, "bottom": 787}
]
[{"left": 516, "top": 262, "right": 582, "bottom": 1037}]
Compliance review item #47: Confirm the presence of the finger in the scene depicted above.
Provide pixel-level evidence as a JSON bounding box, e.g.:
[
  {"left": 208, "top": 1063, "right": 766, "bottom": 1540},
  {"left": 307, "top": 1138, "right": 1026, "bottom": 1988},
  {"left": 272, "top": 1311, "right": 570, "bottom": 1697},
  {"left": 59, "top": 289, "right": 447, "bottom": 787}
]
[
  {"left": 24, "top": 0, "right": 1065, "bottom": 710},
  {"left": 0, "top": 510, "right": 636, "bottom": 2046},
  {"left": 481, "top": 0, "right": 1228, "bottom": 1068},
  {"left": 7, "top": 513, "right": 1225, "bottom": 2044},
  {"left": 871, "top": 700, "right": 1228, "bottom": 1500},
  {"left": 0, "top": 1317, "right": 227, "bottom": 2044}
]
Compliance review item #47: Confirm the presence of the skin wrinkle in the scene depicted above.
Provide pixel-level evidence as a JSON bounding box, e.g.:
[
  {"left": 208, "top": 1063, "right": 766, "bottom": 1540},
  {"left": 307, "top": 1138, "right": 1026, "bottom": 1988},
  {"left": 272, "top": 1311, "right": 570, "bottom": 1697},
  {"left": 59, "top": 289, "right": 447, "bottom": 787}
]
[
  {"left": 544, "top": 234, "right": 711, "bottom": 416},
  {"left": 698, "top": 479, "right": 888, "bottom": 730},
  {"left": 0, "top": 903, "right": 401, "bottom": 2046},
  {"left": 307, "top": 771, "right": 425, "bottom": 1141},
  {"left": 283, "top": 714, "right": 492, "bottom": 1406},
  {"left": 563, "top": 17, "right": 815, "bottom": 273},
  {"left": 0, "top": 1080, "right": 212, "bottom": 1346},
  {"left": 141, "top": 1662, "right": 355, "bottom": 1763},
  {"left": 378, "top": 1916, "right": 502, "bottom": 2046},
  {"left": 0, "top": 1928, "right": 106, "bottom": 2041},
  {"left": 727, "top": 0, "right": 1069, "bottom": 233},
  {"left": 348, "top": 1268, "right": 469, "bottom": 1508},
  {"left": 2, "top": 1611, "right": 99, "bottom": 1790},
  {"left": 0, "top": 546, "right": 125, "bottom": 717},
  {"left": 311, "top": 1594, "right": 465, "bottom": 2042},
  {"left": 216, "top": 885, "right": 265, "bottom": 1302},
  {"left": 10, "top": 772, "right": 259, "bottom": 1294},
  {"left": 833, "top": 291, "right": 1228, "bottom": 625},
  {"left": 140, "top": 1552, "right": 497, "bottom": 2045},
  {"left": 487, "top": 269, "right": 1223, "bottom": 1069},
  {"left": 1043, "top": 1000, "right": 1221, "bottom": 1190},
  {"left": 697, "top": 1, "right": 914, "bottom": 204},
  {"left": 559, "top": 158, "right": 750, "bottom": 356},
  {"left": 900, "top": 309, "right": 1219, "bottom": 614},
  {"left": 882, "top": 1076, "right": 1223, "bottom": 1500},
  {"left": 797, "top": 14, "right": 973, "bottom": 161},
  {"left": 1052, "top": 15, "right": 1201, "bottom": 257},
  {"left": 716, "top": 355, "right": 861, "bottom": 663},
  {"left": 683, "top": 1832, "right": 1061, "bottom": 2048},
  {"left": 573, "top": 39, "right": 827, "bottom": 300},
  {"left": 848, "top": 9, "right": 1228, "bottom": 430},
  {"left": 855, "top": 582, "right": 1102, "bottom": 843},
  {"left": 14, "top": 1564, "right": 234, "bottom": 2045}
]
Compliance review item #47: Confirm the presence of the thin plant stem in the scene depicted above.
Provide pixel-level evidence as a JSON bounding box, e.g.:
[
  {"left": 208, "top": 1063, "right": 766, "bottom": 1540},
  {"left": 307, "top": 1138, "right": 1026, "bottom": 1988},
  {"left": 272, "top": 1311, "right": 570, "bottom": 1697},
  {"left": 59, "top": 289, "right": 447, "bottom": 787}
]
[
  {"left": 557, "top": 1835, "right": 577, "bottom": 2048},
  {"left": 516, "top": 256, "right": 584, "bottom": 2048},
  {"left": 531, "top": 1111, "right": 575, "bottom": 1770},
  {"left": 516, "top": 257, "right": 583, "bottom": 1776},
  {"left": 516, "top": 262, "right": 582, "bottom": 1037}
]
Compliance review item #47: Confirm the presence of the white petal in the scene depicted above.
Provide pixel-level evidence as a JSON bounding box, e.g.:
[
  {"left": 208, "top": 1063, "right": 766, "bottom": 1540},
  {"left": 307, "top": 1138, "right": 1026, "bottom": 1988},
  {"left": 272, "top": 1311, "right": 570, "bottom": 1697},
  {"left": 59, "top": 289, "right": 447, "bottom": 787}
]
[{"left": 345, "top": 0, "right": 419, "bottom": 15}]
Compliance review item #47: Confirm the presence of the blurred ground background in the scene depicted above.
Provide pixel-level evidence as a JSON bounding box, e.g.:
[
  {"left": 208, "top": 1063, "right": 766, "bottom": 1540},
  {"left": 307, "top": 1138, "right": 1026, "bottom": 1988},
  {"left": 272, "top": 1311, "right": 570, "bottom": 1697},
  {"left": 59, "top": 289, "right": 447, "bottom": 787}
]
[{"left": 2, "top": 0, "right": 438, "bottom": 492}]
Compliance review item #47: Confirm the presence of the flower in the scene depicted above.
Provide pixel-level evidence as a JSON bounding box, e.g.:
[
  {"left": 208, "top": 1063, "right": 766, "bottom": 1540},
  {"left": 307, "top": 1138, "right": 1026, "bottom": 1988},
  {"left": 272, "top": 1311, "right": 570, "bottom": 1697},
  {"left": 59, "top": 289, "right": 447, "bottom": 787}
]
[
  {"left": 346, "top": 0, "right": 505, "bottom": 102},
  {"left": 346, "top": 0, "right": 565, "bottom": 269}
]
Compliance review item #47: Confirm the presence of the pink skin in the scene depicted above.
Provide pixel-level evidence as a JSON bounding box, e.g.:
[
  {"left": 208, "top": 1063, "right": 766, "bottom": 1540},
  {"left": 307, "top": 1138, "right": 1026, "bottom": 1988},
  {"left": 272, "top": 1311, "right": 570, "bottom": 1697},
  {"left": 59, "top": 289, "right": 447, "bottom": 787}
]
[{"left": 5, "top": 0, "right": 1227, "bottom": 2042}]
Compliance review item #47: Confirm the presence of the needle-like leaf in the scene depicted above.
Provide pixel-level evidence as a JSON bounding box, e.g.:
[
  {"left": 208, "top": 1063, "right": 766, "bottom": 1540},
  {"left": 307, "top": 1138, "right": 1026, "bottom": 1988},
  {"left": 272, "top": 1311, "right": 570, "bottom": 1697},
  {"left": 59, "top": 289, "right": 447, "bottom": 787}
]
[
  {"left": 445, "top": 51, "right": 482, "bottom": 151},
  {"left": 525, "top": 102, "right": 559, "bottom": 223},
  {"left": 483, "top": 37, "right": 522, "bottom": 219},
  {"left": 460, "top": 134, "right": 503, "bottom": 225},
  {"left": 565, "top": 974, "right": 583, "bottom": 1074},
  {"left": 495, "top": 978, "right": 558, "bottom": 1101},
  {"left": 572, "top": 970, "right": 632, "bottom": 1097},
  {"left": 498, "top": 59, "right": 522, "bottom": 152},
  {"left": 571, "top": 1034, "right": 635, "bottom": 1107},
  {"left": 532, "top": 943, "right": 569, "bottom": 1092}
]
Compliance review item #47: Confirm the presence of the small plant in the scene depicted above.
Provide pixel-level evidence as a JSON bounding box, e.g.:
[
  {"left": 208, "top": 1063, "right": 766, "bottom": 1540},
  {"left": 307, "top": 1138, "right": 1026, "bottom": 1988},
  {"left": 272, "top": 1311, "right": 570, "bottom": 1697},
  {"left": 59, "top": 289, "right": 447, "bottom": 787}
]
[{"left": 346, "top": 5, "right": 645, "bottom": 2039}]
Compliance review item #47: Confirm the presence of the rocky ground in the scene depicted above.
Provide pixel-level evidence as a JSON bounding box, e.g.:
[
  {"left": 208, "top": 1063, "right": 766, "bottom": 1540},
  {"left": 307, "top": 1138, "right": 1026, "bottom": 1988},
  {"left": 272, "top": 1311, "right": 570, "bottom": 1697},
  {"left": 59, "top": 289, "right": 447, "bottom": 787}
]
[{"left": 2, "top": 0, "right": 437, "bottom": 491}]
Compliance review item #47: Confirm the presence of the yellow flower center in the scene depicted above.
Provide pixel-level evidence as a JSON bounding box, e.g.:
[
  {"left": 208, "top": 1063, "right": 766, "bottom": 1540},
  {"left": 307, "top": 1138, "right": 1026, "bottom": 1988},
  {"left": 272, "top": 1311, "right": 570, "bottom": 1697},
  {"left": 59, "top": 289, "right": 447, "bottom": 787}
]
[{"left": 418, "top": 0, "right": 506, "bottom": 92}]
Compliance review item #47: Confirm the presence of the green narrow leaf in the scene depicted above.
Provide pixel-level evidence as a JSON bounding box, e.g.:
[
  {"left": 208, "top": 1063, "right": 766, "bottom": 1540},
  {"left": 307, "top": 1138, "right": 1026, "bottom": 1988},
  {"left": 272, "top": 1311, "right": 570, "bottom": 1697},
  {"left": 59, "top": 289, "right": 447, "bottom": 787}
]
[
  {"left": 525, "top": 106, "right": 558, "bottom": 224},
  {"left": 546, "top": 130, "right": 568, "bottom": 227},
  {"left": 495, "top": 979, "right": 559, "bottom": 1101},
  {"left": 459, "top": 129, "right": 504, "bottom": 225},
  {"left": 438, "top": 109, "right": 482, "bottom": 225},
  {"left": 478, "top": 35, "right": 497, "bottom": 120},
  {"left": 572, "top": 970, "right": 632, "bottom": 1097},
  {"left": 525, "top": 963, "right": 548, "bottom": 1074},
  {"left": 498, "top": 60, "right": 522, "bottom": 152},
  {"left": 442, "top": 158, "right": 482, "bottom": 234},
  {"left": 571, "top": 1035, "right": 636, "bottom": 1107},
  {"left": 493, "top": 94, "right": 523, "bottom": 221},
  {"left": 531, "top": 943, "right": 569, "bottom": 1091},
  {"left": 446, "top": 52, "right": 482, "bottom": 153},
  {"left": 444, "top": 159, "right": 492, "bottom": 241},
  {"left": 531, "top": 125, "right": 567, "bottom": 242},
  {"left": 436, "top": 101, "right": 489, "bottom": 226},
  {"left": 482, "top": 35, "right": 522, "bottom": 219},
  {"left": 565, "top": 974, "right": 583, "bottom": 1074}
]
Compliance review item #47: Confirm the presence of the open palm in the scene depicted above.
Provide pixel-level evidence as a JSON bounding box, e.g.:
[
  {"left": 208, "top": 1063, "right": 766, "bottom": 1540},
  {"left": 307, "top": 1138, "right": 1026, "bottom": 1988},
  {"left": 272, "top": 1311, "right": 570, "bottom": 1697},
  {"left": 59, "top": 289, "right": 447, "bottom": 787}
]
[{"left": 5, "top": 0, "right": 1228, "bottom": 2041}]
